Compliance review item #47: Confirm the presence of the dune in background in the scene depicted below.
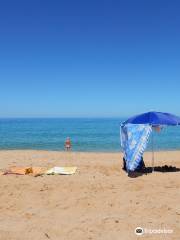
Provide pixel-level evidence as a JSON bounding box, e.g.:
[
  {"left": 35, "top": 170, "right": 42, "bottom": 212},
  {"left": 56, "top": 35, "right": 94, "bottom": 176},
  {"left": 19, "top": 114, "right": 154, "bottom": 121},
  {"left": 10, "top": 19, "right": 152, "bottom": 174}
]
[{"left": 0, "top": 150, "right": 179, "bottom": 240}]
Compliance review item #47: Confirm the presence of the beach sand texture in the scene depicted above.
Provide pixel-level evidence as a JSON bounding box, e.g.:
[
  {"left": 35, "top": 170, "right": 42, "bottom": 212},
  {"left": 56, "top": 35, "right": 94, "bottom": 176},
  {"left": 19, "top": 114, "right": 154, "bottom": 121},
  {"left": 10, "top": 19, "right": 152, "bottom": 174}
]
[{"left": 0, "top": 150, "right": 179, "bottom": 240}]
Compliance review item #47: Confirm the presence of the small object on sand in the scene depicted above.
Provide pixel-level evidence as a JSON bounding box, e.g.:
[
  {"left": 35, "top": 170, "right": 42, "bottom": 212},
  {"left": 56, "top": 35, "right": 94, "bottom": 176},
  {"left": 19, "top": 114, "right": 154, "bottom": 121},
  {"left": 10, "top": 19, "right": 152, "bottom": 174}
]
[
  {"left": 45, "top": 233, "right": 50, "bottom": 239},
  {"left": 25, "top": 167, "right": 33, "bottom": 174}
]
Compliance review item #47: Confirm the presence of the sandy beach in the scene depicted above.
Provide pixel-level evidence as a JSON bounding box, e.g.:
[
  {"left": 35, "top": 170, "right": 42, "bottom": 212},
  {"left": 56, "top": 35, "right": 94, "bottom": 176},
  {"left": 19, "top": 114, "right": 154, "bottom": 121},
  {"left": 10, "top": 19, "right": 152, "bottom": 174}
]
[{"left": 0, "top": 150, "right": 179, "bottom": 240}]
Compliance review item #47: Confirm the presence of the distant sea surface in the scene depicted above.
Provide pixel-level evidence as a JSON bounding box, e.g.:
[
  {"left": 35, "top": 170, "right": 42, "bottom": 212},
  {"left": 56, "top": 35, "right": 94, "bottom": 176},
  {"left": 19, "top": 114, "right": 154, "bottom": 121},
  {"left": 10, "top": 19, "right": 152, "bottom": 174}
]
[{"left": 0, "top": 118, "right": 180, "bottom": 152}]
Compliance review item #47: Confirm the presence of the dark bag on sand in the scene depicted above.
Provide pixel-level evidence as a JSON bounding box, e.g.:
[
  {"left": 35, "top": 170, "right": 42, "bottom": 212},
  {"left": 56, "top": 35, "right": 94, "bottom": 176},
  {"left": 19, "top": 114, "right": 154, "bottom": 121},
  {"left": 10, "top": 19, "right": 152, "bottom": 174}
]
[
  {"left": 122, "top": 157, "right": 127, "bottom": 172},
  {"left": 123, "top": 157, "right": 145, "bottom": 172}
]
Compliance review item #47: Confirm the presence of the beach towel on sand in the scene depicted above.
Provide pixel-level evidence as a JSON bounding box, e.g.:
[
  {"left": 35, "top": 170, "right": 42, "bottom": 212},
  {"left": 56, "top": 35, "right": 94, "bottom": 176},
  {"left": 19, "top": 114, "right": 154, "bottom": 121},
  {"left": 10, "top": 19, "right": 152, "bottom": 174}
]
[
  {"left": 2, "top": 166, "right": 77, "bottom": 176},
  {"left": 45, "top": 167, "right": 77, "bottom": 175},
  {"left": 3, "top": 167, "right": 46, "bottom": 175}
]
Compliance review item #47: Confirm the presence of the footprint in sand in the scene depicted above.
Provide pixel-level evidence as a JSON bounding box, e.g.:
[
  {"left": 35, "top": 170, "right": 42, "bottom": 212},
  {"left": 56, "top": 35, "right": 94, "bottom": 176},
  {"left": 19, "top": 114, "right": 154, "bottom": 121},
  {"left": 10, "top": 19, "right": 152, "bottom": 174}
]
[{"left": 24, "top": 212, "right": 35, "bottom": 219}]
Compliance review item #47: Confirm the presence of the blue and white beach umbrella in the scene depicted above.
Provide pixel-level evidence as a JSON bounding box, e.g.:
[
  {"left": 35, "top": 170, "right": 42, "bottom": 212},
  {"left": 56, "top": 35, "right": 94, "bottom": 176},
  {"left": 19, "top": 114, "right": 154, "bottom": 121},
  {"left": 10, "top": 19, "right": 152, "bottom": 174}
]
[
  {"left": 121, "top": 111, "right": 180, "bottom": 172},
  {"left": 124, "top": 111, "right": 180, "bottom": 126}
]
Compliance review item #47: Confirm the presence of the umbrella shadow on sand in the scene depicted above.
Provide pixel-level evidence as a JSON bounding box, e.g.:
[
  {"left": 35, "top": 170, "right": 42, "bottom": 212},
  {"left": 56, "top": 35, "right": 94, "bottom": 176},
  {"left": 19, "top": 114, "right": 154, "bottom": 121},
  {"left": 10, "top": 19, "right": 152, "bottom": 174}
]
[{"left": 127, "top": 165, "right": 180, "bottom": 178}]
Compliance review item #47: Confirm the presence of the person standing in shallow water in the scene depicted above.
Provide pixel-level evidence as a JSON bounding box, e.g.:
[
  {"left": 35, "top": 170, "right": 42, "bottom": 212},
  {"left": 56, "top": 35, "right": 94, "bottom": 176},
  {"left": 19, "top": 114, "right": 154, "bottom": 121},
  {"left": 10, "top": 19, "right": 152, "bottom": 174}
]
[{"left": 65, "top": 137, "right": 71, "bottom": 151}]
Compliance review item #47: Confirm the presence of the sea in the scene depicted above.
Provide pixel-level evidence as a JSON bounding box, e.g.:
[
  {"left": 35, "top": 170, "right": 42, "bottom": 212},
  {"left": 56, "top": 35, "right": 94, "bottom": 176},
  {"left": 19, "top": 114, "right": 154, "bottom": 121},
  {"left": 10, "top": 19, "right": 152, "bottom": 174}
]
[{"left": 0, "top": 118, "right": 180, "bottom": 152}]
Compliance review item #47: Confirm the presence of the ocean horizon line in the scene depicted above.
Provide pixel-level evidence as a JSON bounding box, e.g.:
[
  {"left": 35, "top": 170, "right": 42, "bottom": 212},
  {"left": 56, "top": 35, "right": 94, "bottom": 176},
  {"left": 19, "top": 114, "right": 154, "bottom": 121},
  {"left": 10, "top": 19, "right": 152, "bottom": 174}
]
[{"left": 0, "top": 116, "right": 128, "bottom": 119}]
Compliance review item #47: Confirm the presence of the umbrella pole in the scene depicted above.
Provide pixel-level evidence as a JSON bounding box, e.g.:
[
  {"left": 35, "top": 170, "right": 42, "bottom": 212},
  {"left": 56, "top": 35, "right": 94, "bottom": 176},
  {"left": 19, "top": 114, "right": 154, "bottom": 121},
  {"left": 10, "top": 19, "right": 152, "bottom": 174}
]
[{"left": 152, "top": 129, "right": 155, "bottom": 172}]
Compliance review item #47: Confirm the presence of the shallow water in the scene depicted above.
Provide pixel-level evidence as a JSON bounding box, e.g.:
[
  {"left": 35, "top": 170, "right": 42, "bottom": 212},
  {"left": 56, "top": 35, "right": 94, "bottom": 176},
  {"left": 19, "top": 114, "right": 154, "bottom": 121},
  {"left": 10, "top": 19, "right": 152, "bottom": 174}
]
[{"left": 0, "top": 118, "right": 180, "bottom": 152}]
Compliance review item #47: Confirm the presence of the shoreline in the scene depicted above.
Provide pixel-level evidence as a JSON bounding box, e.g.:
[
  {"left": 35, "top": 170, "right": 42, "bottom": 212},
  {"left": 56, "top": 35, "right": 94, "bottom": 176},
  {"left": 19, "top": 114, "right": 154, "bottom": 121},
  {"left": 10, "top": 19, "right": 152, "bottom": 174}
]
[{"left": 0, "top": 149, "right": 180, "bottom": 153}]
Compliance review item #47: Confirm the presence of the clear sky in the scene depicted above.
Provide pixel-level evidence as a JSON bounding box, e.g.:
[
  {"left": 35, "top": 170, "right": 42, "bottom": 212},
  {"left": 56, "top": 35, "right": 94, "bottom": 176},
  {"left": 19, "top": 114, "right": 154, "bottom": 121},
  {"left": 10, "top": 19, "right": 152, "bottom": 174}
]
[{"left": 0, "top": 0, "right": 180, "bottom": 117}]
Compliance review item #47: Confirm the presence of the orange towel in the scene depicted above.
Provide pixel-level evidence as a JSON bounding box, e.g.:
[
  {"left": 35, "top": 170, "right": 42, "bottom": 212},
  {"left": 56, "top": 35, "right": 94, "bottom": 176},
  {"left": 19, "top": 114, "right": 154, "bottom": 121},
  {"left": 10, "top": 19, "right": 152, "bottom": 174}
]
[{"left": 3, "top": 167, "right": 46, "bottom": 176}]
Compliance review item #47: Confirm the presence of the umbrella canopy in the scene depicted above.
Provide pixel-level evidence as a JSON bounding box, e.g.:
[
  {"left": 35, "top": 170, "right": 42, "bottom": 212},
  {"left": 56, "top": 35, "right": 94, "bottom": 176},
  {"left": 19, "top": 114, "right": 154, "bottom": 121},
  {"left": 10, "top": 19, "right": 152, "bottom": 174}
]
[{"left": 123, "top": 111, "right": 180, "bottom": 126}]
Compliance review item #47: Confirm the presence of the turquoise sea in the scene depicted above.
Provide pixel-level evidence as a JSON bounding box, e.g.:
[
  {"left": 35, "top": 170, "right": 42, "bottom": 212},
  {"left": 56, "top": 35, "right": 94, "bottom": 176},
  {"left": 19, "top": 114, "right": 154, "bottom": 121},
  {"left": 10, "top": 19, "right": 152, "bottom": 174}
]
[{"left": 0, "top": 118, "right": 180, "bottom": 152}]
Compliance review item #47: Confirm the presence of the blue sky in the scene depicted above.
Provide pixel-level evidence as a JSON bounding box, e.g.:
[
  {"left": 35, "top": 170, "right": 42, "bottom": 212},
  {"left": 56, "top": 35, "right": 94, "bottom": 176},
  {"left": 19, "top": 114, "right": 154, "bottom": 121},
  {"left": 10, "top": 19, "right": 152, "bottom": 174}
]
[{"left": 0, "top": 0, "right": 180, "bottom": 117}]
